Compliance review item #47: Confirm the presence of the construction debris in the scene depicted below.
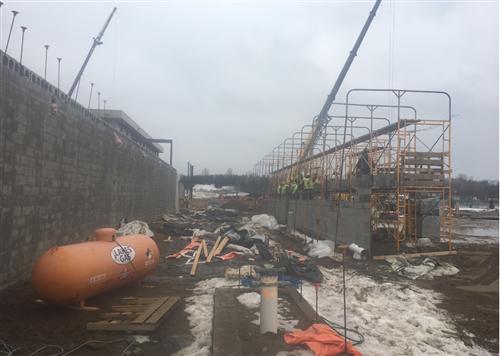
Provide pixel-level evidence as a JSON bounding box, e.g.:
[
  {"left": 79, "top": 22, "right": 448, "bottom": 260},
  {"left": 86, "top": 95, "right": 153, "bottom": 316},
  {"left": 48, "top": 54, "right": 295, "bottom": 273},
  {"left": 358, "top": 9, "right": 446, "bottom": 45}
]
[
  {"left": 117, "top": 220, "right": 154, "bottom": 237},
  {"left": 385, "top": 255, "right": 459, "bottom": 280}
]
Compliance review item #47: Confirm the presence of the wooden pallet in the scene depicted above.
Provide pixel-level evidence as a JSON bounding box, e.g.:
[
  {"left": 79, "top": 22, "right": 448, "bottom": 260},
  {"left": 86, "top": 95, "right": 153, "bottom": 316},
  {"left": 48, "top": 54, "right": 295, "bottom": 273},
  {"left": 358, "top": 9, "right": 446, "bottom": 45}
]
[{"left": 87, "top": 296, "right": 180, "bottom": 332}]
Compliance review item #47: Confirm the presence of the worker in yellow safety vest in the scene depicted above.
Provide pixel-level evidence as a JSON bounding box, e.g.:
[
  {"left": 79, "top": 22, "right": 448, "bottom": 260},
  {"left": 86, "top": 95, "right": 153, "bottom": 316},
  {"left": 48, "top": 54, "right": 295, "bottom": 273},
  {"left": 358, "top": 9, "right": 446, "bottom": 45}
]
[
  {"left": 282, "top": 181, "right": 289, "bottom": 197},
  {"left": 303, "top": 174, "right": 313, "bottom": 200}
]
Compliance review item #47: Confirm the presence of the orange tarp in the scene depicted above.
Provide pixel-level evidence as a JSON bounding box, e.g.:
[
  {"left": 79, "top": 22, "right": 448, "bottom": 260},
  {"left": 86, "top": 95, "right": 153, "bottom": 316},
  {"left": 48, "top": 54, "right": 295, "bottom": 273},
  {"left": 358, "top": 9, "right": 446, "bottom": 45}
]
[
  {"left": 284, "top": 323, "right": 362, "bottom": 356},
  {"left": 216, "top": 251, "right": 243, "bottom": 261},
  {"left": 165, "top": 241, "right": 201, "bottom": 259}
]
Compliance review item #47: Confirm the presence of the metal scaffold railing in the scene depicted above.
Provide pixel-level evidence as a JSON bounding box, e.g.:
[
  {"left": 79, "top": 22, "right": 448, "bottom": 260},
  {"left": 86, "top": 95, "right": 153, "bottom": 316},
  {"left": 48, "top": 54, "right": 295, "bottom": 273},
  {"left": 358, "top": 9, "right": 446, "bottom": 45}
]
[{"left": 253, "top": 88, "right": 453, "bottom": 253}]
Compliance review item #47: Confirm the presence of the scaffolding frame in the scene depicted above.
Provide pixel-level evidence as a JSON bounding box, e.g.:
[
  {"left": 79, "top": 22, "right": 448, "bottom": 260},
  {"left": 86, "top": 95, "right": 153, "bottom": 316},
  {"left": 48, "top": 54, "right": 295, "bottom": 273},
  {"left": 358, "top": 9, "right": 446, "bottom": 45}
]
[{"left": 253, "top": 88, "right": 452, "bottom": 253}]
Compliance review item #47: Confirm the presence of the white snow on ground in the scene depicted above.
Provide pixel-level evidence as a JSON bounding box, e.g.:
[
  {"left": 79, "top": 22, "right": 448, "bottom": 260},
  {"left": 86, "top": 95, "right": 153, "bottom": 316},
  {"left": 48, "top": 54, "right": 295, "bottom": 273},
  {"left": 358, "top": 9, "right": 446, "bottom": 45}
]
[
  {"left": 244, "top": 296, "right": 299, "bottom": 332},
  {"left": 172, "top": 278, "right": 234, "bottom": 356},
  {"left": 192, "top": 184, "right": 249, "bottom": 199},
  {"left": 452, "top": 219, "right": 499, "bottom": 245},
  {"left": 251, "top": 214, "right": 280, "bottom": 230},
  {"left": 237, "top": 292, "right": 260, "bottom": 309},
  {"left": 132, "top": 335, "right": 150, "bottom": 344},
  {"left": 300, "top": 267, "right": 490, "bottom": 356},
  {"left": 276, "top": 351, "right": 314, "bottom": 356},
  {"left": 459, "top": 207, "right": 498, "bottom": 212}
]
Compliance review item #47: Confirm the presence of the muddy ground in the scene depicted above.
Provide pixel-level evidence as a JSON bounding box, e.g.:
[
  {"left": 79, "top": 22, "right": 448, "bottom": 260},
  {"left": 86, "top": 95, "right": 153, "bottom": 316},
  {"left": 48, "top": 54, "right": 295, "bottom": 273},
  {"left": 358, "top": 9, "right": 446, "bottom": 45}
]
[{"left": 0, "top": 207, "right": 497, "bottom": 355}]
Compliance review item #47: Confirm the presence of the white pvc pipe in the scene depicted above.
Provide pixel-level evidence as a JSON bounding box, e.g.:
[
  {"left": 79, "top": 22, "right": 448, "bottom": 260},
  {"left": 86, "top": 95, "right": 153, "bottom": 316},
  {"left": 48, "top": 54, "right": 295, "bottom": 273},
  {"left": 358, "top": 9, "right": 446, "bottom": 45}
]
[{"left": 260, "top": 274, "right": 278, "bottom": 334}]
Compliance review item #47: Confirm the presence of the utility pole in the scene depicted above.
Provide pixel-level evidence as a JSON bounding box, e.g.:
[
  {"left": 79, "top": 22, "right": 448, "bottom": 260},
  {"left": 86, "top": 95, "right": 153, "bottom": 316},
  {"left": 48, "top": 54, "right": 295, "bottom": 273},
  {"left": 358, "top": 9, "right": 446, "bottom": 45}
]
[
  {"left": 68, "top": 7, "right": 117, "bottom": 97},
  {"left": 20, "top": 26, "right": 27, "bottom": 64},
  {"left": 97, "top": 91, "right": 101, "bottom": 117},
  {"left": 88, "top": 82, "right": 94, "bottom": 109},
  {"left": 57, "top": 57, "right": 62, "bottom": 90},
  {"left": 44, "top": 45, "right": 49, "bottom": 80},
  {"left": 4, "top": 10, "right": 19, "bottom": 55}
]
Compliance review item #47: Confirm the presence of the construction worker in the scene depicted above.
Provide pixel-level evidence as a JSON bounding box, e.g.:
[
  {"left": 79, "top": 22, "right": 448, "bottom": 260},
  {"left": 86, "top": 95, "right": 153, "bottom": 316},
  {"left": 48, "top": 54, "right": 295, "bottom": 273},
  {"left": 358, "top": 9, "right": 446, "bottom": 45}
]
[
  {"left": 355, "top": 148, "right": 371, "bottom": 175},
  {"left": 303, "top": 174, "right": 313, "bottom": 200},
  {"left": 282, "top": 181, "right": 290, "bottom": 198}
]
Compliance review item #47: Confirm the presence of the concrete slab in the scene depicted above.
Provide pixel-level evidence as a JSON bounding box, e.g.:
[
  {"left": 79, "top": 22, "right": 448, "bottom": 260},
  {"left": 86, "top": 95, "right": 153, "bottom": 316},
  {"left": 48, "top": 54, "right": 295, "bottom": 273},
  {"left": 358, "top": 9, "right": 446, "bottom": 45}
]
[{"left": 212, "top": 287, "right": 316, "bottom": 356}]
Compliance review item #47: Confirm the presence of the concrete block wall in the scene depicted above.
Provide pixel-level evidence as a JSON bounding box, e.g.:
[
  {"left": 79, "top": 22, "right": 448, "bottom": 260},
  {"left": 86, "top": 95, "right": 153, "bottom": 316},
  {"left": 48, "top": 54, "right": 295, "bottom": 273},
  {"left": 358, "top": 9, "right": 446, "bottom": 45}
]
[
  {"left": 0, "top": 54, "right": 177, "bottom": 288},
  {"left": 260, "top": 199, "right": 372, "bottom": 254}
]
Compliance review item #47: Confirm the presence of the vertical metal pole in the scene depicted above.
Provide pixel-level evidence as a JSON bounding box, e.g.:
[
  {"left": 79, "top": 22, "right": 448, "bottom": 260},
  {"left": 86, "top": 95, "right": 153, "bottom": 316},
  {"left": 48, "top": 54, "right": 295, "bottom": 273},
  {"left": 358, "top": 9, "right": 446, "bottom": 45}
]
[
  {"left": 4, "top": 10, "right": 19, "bottom": 55},
  {"left": 44, "top": 45, "right": 49, "bottom": 80},
  {"left": 19, "top": 26, "right": 27, "bottom": 64},
  {"left": 103, "top": 99, "right": 107, "bottom": 111},
  {"left": 87, "top": 82, "right": 94, "bottom": 109},
  {"left": 342, "top": 251, "right": 347, "bottom": 353},
  {"left": 97, "top": 91, "right": 101, "bottom": 114},
  {"left": 57, "top": 57, "right": 62, "bottom": 90},
  {"left": 315, "top": 283, "right": 319, "bottom": 320},
  {"left": 169, "top": 141, "right": 173, "bottom": 166}
]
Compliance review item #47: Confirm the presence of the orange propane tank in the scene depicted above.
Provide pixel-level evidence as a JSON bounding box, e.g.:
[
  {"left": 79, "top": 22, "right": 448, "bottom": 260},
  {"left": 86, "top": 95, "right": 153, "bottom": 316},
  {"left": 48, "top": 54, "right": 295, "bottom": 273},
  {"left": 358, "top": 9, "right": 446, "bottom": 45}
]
[{"left": 31, "top": 228, "right": 159, "bottom": 305}]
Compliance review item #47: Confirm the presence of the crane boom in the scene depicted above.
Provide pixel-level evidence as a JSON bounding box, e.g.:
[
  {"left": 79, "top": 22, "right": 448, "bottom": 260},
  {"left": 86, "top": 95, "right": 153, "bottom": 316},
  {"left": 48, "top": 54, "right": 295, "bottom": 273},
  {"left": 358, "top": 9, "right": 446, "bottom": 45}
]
[
  {"left": 300, "top": 0, "right": 382, "bottom": 159},
  {"left": 68, "top": 7, "right": 117, "bottom": 98}
]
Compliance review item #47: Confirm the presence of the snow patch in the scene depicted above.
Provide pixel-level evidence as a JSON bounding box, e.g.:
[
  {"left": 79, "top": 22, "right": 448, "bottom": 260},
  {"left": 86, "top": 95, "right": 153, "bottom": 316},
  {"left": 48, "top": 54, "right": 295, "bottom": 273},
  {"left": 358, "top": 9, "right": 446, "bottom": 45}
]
[
  {"left": 300, "top": 267, "right": 489, "bottom": 355},
  {"left": 132, "top": 335, "right": 150, "bottom": 344},
  {"left": 172, "top": 278, "right": 234, "bottom": 356},
  {"left": 249, "top": 297, "right": 299, "bottom": 332},
  {"left": 276, "top": 351, "right": 314, "bottom": 356},
  {"left": 237, "top": 292, "right": 260, "bottom": 309}
]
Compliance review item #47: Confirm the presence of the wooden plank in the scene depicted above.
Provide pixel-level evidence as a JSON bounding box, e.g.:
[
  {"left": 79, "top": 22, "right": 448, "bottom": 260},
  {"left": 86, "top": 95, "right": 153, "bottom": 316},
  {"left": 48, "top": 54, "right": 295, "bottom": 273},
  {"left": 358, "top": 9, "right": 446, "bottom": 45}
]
[
  {"left": 131, "top": 297, "right": 168, "bottom": 324},
  {"left": 405, "top": 152, "right": 444, "bottom": 158},
  {"left": 111, "top": 305, "right": 148, "bottom": 312},
  {"left": 403, "top": 173, "right": 445, "bottom": 180},
  {"left": 190, "top": 243, "right": 203, "bottom": 276},
  {"left": 119, "top": 298, "right": 159, "bottom": 305},
  {"left": 206, "top": 236, "right": 222, "bottom": 263},
  {"left": 403, "top": 180, "right": 446, "bottom": 187},
  {"left": 145, "top": 296, "right": 180, "bottom": 324},
  {"left": 404, "top": 159, "right": 444, "bottom": 166},
  {"left": 202, "top": 240, "right": 209, "bottom": 259},
  {"left": 99, "top": 312, "right": 137, "bottom": 320},
  {"left": 373, "top": 250, "right": 457, "bottom": 260},
  {"left": 213, "top": 236, "right": 230, "bottom": 257},
  {"left": 411, "top": 168, "right": 449, "bottom": 174},
  {"left": 87, "top": 321, "right": 156, "bottom": 332}
]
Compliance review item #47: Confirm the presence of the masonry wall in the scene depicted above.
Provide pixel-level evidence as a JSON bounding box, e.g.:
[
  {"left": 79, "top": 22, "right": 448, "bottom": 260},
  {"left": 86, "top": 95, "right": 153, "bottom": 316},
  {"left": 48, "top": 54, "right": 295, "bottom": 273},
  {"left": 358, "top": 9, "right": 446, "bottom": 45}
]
[
  {"left": 260, "top": 198, "right": 372, "bottom": 254},
  {"left": 0, "top": 54, "right": 177, "bottom": 288}
]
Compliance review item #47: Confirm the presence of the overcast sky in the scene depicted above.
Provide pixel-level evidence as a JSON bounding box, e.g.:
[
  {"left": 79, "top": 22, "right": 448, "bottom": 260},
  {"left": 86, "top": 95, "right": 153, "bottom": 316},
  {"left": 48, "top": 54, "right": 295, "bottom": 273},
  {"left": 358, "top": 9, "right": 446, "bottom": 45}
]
[{"left": 1, "top": 0, "right": 498, "bottom": 179}]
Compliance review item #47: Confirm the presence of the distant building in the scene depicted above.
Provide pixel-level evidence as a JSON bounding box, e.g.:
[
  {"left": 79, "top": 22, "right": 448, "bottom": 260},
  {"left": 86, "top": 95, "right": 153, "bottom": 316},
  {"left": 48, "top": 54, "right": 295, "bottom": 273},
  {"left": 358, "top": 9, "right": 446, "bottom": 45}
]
[{"left": 90, "top": 109, "right": 163, "bottom": 157}]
